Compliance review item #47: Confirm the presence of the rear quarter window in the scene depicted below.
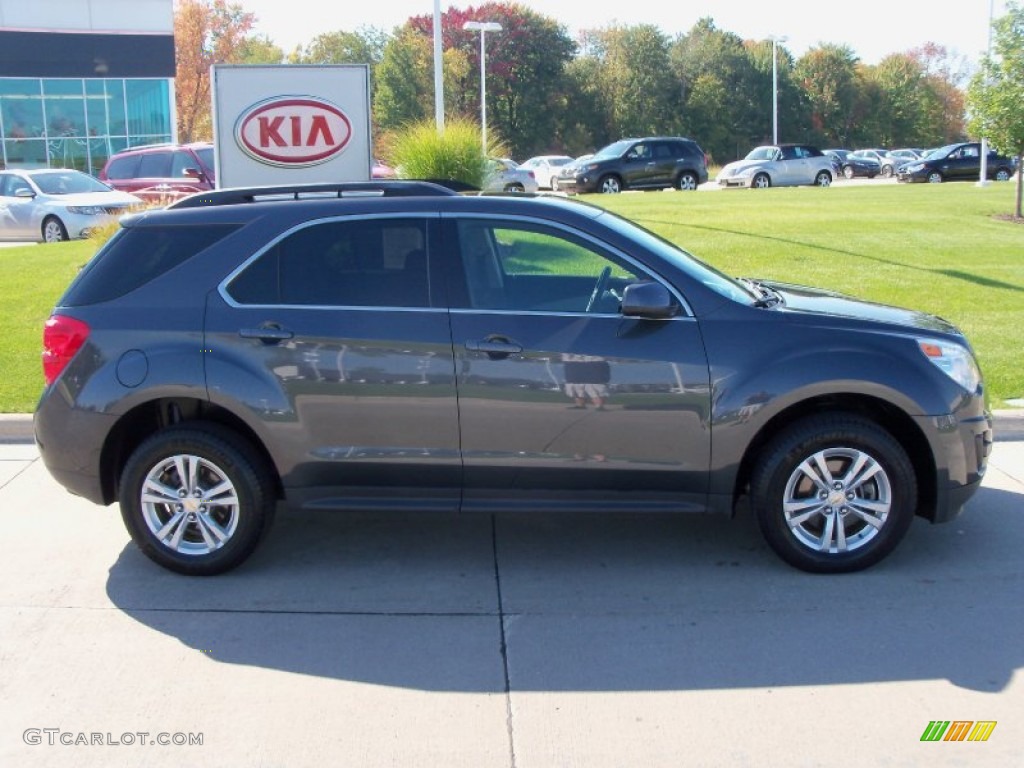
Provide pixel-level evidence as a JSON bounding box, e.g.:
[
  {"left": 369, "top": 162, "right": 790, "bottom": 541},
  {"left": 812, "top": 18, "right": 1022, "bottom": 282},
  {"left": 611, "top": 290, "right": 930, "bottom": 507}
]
[
  {"left": 60, "top": 224, "right": 240, "bottom": 306},
  {"left": 104, "top": 154, "right": 141, "bottom": 181}
]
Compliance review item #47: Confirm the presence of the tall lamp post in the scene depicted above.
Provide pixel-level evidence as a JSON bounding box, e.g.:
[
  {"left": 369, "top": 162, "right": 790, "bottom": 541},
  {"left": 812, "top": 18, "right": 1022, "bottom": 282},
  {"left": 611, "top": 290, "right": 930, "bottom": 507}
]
[
  {"left": 768, "top": 35, "right": 788, "bottom": 144},
  {"left": 978, "top": 0, "right": 995, "bottom": 186},
  {"left": 433, "top": 0, "right": 444, "bottom": 133},
  {"left": 463, "top": 20, "right": 502, "bottom": 155}
]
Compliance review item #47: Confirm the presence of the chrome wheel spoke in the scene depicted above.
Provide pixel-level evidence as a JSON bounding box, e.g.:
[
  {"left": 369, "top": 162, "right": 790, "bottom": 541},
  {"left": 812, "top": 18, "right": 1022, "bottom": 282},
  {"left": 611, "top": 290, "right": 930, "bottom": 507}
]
[
  {"left": 195, "top": 512, "right": 229, "bottom": 549},
  {"left": 784, "top": 498, "right": 827, "bottom": 525},
  {"left": 141, "top": 478, "right": 181, "bottom": 505},
  {"left": 847, "top": 498, "right": 887, "bottom": 528}
]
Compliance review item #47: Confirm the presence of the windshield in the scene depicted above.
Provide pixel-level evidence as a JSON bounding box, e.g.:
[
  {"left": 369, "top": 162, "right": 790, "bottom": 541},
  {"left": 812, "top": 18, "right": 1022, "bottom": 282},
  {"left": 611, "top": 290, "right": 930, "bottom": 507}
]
[
  {"left": 196, "top": 147, "right": 214, "bottom": 172},
  {"left": 33, "top": 171, "right": 112, "bottom": 195},
  {"left": 593, "top": 140, "right": 633, "bottom": 160},
  {"left": 593, "top": 208, "right": 758, "bottom": 305},
  {"left": 744, "top": 146, "right": 778, "bottom": 161}
]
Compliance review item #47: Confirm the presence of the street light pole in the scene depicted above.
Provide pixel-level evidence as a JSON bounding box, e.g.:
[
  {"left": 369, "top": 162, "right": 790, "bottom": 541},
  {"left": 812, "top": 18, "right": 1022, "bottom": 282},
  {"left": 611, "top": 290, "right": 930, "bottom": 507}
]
[
  {"left": 768, "top": 35, "right": 788, "bottom": 145},
  {"left": 978, "top": 0, "right": 995, "bottom": 186},
  {"left": 463, "top": 20, "right": 502, "bottom": 155},
  {"left": 433, "top": 0, "right": 444, "bottom": 133}
]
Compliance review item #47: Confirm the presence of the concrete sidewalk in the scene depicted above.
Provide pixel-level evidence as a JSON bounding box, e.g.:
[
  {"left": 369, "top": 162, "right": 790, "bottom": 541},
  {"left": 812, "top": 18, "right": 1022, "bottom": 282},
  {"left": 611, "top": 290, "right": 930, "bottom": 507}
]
[{"left": 0, "top": 437, "right": 1021, "bottom": 767}]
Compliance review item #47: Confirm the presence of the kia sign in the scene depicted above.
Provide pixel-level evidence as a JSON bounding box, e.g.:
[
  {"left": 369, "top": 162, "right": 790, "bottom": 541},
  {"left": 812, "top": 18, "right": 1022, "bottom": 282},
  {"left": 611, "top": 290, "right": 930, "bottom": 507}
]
[
  {"left": 235, "top": 96, "right": 352, "bottom": 167},
  {"left": 212, "top": 64, "right": 371, "bottom": 188}
]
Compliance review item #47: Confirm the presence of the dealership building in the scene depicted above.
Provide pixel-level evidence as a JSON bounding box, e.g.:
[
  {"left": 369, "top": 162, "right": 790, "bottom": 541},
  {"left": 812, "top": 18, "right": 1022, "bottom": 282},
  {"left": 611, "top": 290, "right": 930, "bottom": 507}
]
[{"left": 0, "top": 0, "right": 175, "bottom": 175}]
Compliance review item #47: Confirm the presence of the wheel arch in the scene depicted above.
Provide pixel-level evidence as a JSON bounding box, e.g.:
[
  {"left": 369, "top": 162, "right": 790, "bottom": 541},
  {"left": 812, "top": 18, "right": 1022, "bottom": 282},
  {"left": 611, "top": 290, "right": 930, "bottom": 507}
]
[
  {"left": 732, "top": 394, "right": 937, "bottom": 520},
  {"left": 99, "top": 397, "right": 281, "bottom": 505}
]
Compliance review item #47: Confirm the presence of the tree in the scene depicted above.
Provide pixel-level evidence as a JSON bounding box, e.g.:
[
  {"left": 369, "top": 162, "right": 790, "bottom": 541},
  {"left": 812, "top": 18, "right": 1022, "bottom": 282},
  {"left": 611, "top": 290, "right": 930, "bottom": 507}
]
[
  {"left": 174, "top": 0, "right": 255, "bottom": 142},
  {"left": 793, "top": 44, "right": 860, "bottom": 147},
  {"left": 967, "top": 1, "right": 1024, "bottom": 218}
]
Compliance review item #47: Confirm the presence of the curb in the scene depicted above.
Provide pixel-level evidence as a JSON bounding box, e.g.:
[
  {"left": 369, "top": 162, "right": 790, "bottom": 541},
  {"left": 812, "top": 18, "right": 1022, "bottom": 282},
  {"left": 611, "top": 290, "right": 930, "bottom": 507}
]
[{"left": 4, "top": 410, "right": 1024, "bottom": 444}]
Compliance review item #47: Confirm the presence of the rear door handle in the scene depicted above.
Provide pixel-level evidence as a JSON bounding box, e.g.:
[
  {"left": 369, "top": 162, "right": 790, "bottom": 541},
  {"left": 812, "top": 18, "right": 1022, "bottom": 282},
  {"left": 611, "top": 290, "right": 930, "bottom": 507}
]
[{"left": 239, "top": 324, "right": 294, "bottom": 343}]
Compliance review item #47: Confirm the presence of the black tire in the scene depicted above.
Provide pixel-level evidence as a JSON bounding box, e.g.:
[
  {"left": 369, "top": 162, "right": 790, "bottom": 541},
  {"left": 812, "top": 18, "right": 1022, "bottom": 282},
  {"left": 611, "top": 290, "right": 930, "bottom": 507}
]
[
  {"left": 676, "top": 171, "right": 699, "bottom": 191},
  {"left": 118, "top": 423, "right": 276, "bottom": 575},
  {"left": 927, "top": 171, "right": 943, "bottom": 184},
  {"left": 880, "top": 165, "right": 893, "bottom": 178},
  {"left": 42, "top": 216, "right": 69, "bottom": 243},
  {"left": 995, "top": 168, "right": 1011, "bottom": 182},
  {"left": 752, "top": 172, "right": 771, "bottom": 189},
  {"left": 599, "top": 175, "right": 622, "bottom": 194},
  {"left": 750, "top": 415, "right": 917, "bottom": 574},
  {"left": 814, "top": 170, "right": 832, "bottom": 187},
  {"left": 843, "top": 165, "right": 854, "bottom": 179},
  {"left": 503, "top": 183, "right": 525, "bottom": 192}
]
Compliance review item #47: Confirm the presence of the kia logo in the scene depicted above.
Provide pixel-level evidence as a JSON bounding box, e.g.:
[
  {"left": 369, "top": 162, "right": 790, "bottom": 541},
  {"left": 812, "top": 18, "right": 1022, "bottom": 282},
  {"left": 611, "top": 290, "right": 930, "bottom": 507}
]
[{"left": 235, "top": 96, "right": 352, "bottom": 166}]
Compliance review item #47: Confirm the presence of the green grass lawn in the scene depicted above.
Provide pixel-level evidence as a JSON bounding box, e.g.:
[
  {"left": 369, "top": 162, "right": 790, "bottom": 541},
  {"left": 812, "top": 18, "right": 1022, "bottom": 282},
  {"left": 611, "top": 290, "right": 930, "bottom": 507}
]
[{"left": 2, "top": 181, "right": 1022, "bottom": 412}]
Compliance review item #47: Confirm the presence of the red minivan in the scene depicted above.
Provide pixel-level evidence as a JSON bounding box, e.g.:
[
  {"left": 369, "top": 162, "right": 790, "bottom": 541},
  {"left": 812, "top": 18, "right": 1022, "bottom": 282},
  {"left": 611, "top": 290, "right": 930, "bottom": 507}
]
[{"left": 99, "top": 142, "right": 215, "bottom": 203}]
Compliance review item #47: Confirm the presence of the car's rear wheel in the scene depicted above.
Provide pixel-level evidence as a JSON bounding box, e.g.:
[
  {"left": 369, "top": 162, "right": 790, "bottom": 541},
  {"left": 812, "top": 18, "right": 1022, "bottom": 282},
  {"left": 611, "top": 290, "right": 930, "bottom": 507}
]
[
  {"left": 549, "top": 175, "right": 560, "bottom": 190},
  {"left": 752, "top": 173, "right": 771, "bottom": 189},
  {"left": 927, "top": 171, "right": 943, "bottom": 183},
  {"left": 880, "top": 165, "right": 894, "bottom": 178},
  {"left": 504, "top": 183, "right": 525, "bottom": 192},
  {"left": 42, "top": 216, "right": 68, "bottom": 243},
  {"left": 750, "top": 414, "right": 916, "bottom": 573},
  {"left": 843, "top": 165, "right": 855, "bottom": 179},
  {"left": 599, "top": 175, "right": 622, "bottom": 194},
  {"left": 119, "top": 423, "right": 275, "bottom": 575},
  {"left": 814, "top": 171, "right": 832, "bottom": 187},
  {"left": 676, "top": 171, "right": 698, "bottom": 191},
  {"left": 995, "top": 168, "right": 1011, "bottom": 181}
]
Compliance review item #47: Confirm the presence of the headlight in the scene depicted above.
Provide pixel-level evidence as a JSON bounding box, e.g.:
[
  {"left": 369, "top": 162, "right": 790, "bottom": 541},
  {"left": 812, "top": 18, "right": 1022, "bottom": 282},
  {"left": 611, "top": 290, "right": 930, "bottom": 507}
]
[
  {"left": 917, "top": 338, "right": 981, "bottom": 392},
  {"left": 582, "top": 163, "right": 599, "bottom": 172},
  {"left": 905, "top": 163, "right": 924, "bottom": 173},
  {"left": 66, "top": 206, "right": 105, "bottom": 215}
]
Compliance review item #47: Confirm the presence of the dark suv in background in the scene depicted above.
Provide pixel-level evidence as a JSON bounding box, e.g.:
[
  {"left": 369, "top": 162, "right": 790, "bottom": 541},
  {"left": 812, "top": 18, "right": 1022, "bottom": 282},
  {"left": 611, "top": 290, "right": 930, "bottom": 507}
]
[
  {"left": 99, "top": 142, "right": 215, "bottom": 202},
  {"left": 558, "top": 136, "right": 709, "bottom": 193},
  {"left": 34, "top": 181, "right": 991, "bottom": 576}
]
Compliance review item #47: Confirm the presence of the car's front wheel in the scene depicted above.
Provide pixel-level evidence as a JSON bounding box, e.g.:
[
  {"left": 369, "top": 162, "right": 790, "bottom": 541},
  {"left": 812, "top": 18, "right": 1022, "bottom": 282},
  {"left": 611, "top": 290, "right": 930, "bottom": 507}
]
[
  {"left": 676, "top": 171, "right": 699, "bottom": 191},
  {"left": 995, "top": 168, "right": 1011, "bottom": 182},
  {"left": 927, "top": 171, "right": 943, "bottom": 183},
  {"left": 814, "top": 171, "right": 832, "bottom": 187},
  {"left": 880, "top": 165, "right": 894, "bottom": 178},
  {"left": 598, "top": 175, "right": 622, "bottom": 194},
  {"left": 752, "top": 173, "right": 771, "bottom": 189},
  {"left": 42, "top": 216, "right": 69, "bottom": 243},
  {"left": 118, "top": 423, "right": 276, "bottom": 575},
  {"left": 750, "top": 415, "right": 916, "bottom": 573}
]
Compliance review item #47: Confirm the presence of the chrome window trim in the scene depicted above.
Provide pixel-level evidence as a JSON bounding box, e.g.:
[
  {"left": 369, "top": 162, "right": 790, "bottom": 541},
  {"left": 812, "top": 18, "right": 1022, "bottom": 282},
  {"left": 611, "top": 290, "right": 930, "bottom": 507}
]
[
  {"left": 217, "top": 212, "right": 440, "bottom": 309},
  {"left": 441, "top": 211, "right": 695, "bottom": 318}
]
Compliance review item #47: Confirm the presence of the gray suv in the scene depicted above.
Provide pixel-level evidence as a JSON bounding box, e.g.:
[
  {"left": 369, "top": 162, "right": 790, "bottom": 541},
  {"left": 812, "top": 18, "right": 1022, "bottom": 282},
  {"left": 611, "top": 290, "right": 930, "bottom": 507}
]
[
  {"left": 558, "top": 137, "right": 709, "bottom": 193},
  {"left": 34, "top": 181, "right": 991, "bottom": 575}
]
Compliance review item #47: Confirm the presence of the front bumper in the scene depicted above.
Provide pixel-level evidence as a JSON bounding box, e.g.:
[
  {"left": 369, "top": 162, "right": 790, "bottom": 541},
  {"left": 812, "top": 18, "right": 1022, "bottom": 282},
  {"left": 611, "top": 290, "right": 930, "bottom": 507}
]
[
  {"left": 717, "top": 177, "right": 752, "bottom": 188},
  {"left": 914, "top": 406, "right": 993, "bottom": 523},
  {"left": 896, "top": 171, "right": 928, "bottom": 183}
]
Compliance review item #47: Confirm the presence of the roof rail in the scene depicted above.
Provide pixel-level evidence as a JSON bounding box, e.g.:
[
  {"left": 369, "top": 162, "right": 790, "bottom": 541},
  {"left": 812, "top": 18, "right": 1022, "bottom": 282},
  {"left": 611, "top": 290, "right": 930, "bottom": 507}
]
[{"left": 167, "top": 179, "right": 470, "bottom": 209}]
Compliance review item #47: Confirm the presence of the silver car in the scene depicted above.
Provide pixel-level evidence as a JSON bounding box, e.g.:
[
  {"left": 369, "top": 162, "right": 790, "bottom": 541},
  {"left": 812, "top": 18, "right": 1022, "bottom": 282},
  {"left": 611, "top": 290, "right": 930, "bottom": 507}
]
[
  {"left": 717, "top": 144, "right": 834, "bottom": 189},
  {"left": 0, "top": 168, "right": 142, "bottom": 243},
  {"left": 483, "top": 158, "right": 540, "bottom": 193},
  {"left": 518, "top": 154, "right": 574, "bottom": 190}
]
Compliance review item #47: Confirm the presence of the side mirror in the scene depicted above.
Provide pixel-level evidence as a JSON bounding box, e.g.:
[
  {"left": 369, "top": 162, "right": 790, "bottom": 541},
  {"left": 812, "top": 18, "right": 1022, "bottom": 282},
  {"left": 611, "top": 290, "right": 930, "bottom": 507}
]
[
  {"left": 15, "top": 188, "right": 34, "bottom": 199},
  {"left": 621, "top": 282, "right": 679, "bottom": 319}
]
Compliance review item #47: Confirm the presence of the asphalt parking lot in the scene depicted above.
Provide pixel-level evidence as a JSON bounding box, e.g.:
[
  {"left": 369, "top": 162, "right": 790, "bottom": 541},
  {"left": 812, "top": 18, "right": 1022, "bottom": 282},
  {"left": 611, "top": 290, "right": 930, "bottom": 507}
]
[{"left": 1, "top": 413, "right": 1021, "bottom": 767}]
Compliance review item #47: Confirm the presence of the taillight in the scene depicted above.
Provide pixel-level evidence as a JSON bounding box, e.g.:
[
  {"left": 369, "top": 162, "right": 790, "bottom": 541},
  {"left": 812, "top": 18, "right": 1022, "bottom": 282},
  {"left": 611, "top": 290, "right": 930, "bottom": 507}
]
[{"left": 42, "top": 314, "right": 90, "bottom": 386}]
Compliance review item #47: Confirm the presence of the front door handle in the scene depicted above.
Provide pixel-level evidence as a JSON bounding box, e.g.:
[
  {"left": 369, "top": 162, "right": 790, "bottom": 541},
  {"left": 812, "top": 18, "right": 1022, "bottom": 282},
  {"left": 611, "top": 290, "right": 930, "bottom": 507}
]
[
  {"left": 240, "top": 324, "right": 294, "bottom": 344},
  {"left": 465, "top": 337, "right": 523, "bottom": 359}
]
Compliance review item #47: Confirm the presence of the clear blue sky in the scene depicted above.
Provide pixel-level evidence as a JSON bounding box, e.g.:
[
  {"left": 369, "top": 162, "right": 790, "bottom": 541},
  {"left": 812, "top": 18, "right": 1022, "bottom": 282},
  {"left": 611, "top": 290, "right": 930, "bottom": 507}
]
[{"left": 236, "top": 0, "right": 1005, "bottom": 67}]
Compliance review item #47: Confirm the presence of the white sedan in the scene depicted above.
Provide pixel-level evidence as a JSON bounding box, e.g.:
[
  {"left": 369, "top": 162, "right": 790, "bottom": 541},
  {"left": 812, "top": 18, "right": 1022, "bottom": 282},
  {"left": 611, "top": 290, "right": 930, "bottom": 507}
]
[
  {"left": 0, "top": 168, "right": 142, "bottom": 242},
  {"left": 717, "top": 144, "right": 834, "bottom": 189},
  {"left": 518, "top": 154, "right": 574, "bottom": 190}
]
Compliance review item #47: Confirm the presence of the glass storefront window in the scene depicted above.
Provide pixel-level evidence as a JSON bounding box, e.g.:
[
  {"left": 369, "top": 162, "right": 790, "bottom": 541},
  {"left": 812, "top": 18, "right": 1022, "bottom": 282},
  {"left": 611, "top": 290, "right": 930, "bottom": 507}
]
[
  {"left": 0, "top": 79, "right": 45, "bottom": 141},
  {"left": 1, "top": 77, "right": 172, "bottom": 173},
  {"left": 125, "top": 79, "right": 171, "bottom": 139}
]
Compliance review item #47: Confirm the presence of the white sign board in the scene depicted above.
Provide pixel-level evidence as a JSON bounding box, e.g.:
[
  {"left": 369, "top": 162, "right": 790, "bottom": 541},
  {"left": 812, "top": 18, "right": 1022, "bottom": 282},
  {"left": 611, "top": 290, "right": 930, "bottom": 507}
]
[{"left": 211, "top": 64, "right": 371, "bottom": 188}]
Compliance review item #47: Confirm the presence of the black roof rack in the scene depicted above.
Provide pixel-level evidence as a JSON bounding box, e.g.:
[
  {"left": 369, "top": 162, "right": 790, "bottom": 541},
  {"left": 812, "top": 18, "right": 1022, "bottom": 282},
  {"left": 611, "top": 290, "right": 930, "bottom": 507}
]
[{"left": 167, "top": 179, "right": 471, "bottom": 210}]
